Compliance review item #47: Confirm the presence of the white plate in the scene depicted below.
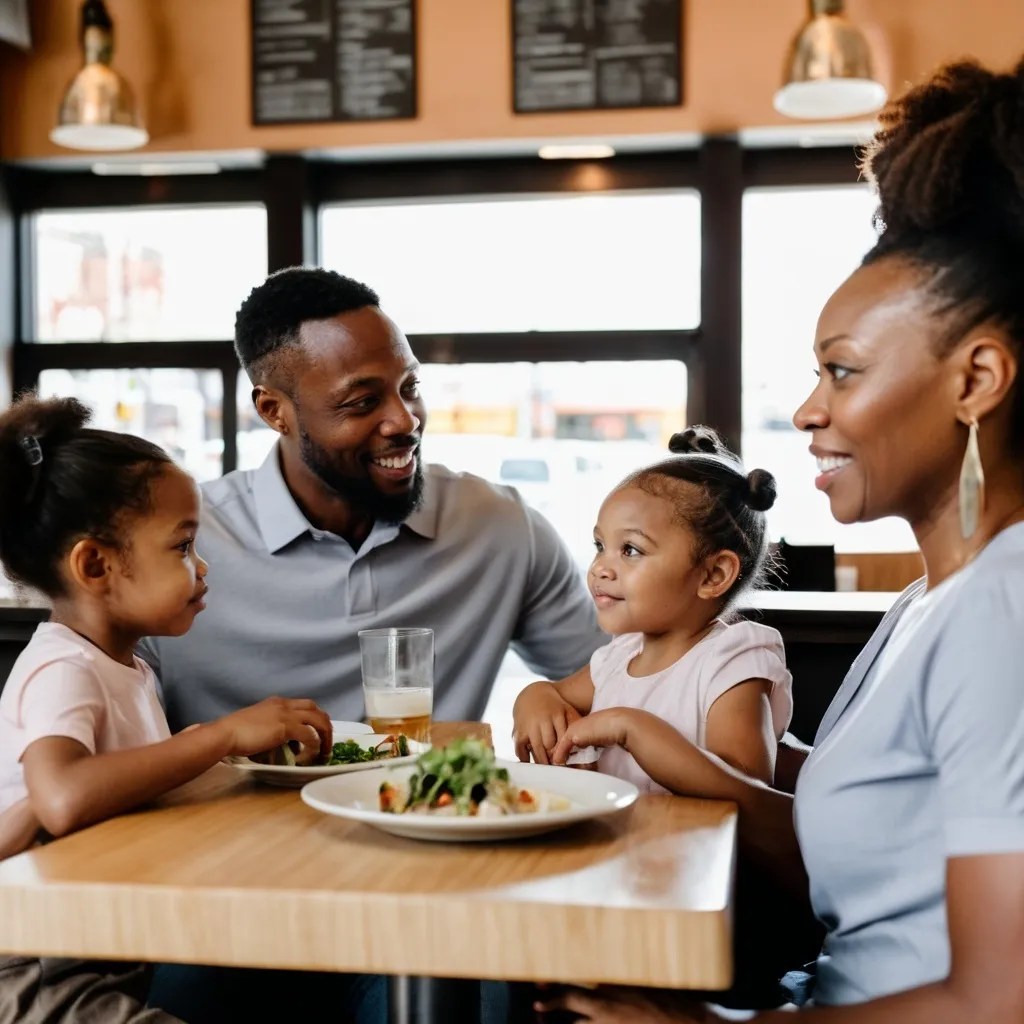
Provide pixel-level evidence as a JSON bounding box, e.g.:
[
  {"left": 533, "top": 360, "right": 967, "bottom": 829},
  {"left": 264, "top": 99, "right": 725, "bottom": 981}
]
[
  {"left": 225, "top": 732, "right": 428, "bottom": 788},
  {"left": 301, "top": 760, "right": 638, "bottom": 842},
  {"left": 332, "top": 719, "right": 373, "bottom": 736}
]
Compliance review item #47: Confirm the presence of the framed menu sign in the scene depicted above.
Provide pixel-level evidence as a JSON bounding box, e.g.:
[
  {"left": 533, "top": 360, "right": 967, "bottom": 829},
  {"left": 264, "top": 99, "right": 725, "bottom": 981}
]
[
  {"left": 252, "top": 0, "right": 417, "bottom": 125},
  {"left": 513, "top": 0, "right": 682, "bottom": 113}
]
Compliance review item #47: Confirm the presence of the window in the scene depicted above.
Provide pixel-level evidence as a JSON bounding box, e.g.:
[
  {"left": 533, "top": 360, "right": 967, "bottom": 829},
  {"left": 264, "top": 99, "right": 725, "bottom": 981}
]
[
  {"left": 421, "top": 360, "right": 687, "bottom": 570},
  {"left": 33, "top": 206, "right": 267, "bottom": 342},
  {"left": 320, "top": 192, "right": 701, "bottom": 333},
  {"left": 38, "top": 368, "right": 224, "bottom": 482},
  {"left": 741, "top": 186, "right": 916, "bottom": 553}
]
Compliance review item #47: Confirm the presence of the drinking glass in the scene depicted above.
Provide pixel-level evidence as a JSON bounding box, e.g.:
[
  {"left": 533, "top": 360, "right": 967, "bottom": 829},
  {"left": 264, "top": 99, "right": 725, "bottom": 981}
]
[{"left": 358, "top": 627, "right": 434, "bottom": 743}]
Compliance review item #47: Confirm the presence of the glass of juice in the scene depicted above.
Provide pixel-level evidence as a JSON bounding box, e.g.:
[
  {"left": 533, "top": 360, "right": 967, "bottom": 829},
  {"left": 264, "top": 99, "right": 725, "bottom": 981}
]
[{"left": 358, "top": 627, "right": 434, "bottom": 744}]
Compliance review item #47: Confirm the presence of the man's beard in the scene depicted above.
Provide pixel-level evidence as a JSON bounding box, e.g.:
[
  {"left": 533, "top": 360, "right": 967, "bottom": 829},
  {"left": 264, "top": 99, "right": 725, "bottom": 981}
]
[{"left": 298, "top": 426, "right": 425, "bottom": 526}]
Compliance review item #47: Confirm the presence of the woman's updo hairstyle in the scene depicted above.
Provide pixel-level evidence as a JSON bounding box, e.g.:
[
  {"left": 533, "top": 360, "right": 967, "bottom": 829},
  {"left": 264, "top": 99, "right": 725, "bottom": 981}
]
[
  {"left": 631, "top": 426, "right": 776, "bottom": 606},
  {"left": 0, "top": 395, "right": 173, "bottom": 598},
  {"left": 861, "top": 56, "right": 1024, "bottom": 445}
]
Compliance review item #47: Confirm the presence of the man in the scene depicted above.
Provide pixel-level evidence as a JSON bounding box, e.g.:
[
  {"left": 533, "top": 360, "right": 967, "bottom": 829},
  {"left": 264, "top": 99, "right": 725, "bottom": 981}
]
[
  {"left": 142, "top": 267, "right": 605, "bottom": 1022},
  {"left": 141, "top": 266, "right": 604, "bottom": 732}
]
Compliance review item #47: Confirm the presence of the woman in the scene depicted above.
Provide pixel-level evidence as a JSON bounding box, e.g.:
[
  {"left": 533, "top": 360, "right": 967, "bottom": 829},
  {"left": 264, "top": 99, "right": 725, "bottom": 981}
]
[{"left": 539, "top": 56, "right": 1024, "bottom": 1022}]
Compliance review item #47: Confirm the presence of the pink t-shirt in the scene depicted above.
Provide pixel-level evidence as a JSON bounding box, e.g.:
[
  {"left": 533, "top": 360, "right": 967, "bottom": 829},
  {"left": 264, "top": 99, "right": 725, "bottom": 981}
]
[
  {"left": 588, "top": 619, "right": 793, "bottom": 793},
  {"left": 0, "top": 623, "right": 171, "bottom": 815}
]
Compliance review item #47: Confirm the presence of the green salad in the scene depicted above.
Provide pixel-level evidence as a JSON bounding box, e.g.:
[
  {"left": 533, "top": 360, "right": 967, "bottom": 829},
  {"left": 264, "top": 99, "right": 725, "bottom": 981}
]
[
  {"left": 379, "top": 737, "right": 524, "bottom": 816},
  {"left": 326, "top": 734, "right": 410, "bottom": 766}
]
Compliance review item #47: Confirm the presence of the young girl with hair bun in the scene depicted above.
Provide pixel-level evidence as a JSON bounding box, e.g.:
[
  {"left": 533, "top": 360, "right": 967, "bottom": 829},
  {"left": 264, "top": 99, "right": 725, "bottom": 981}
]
[{"left": 514, "top": 425, "right": 793, "bottom": 793}]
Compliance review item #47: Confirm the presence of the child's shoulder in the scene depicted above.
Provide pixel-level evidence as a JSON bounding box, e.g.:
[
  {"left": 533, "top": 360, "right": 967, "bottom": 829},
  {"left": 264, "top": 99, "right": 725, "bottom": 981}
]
[
  {"left": 695, "top": 618, "right": 790, "bottom": 688},
  {"left": 590, "top": 632, "right": 643, "bottom": 678},
  {"left": 707, "top": 617, "right": 785, "bottom": 654},
  {"left": 4, "top": 624, "right": 99, "bottom": 697}
]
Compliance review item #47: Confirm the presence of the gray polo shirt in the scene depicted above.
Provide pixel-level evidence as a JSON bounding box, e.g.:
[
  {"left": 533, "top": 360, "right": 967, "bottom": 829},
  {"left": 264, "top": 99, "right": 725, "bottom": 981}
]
[
  {"left": 139, "top": 447, "right": 605, "bottom": 731},
  {"left": 795, "top": 522, "right": 1024, "bottom": 1006}
]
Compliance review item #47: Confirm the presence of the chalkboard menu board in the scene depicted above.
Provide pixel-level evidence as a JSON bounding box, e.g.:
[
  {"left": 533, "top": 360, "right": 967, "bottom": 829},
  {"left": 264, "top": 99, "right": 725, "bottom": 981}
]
[
  {"left": 252, "top": 0, "right": 417, "bottom": 125},
  {"left": 513, "top": 0, "right": 682, "bottom": 113}
]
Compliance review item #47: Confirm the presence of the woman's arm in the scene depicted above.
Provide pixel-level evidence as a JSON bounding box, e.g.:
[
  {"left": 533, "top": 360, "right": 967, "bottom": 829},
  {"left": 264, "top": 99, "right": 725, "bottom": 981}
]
[
  {"left": 21, "top": 697, "right": 332, "bottom": 837},
  {"left": 540, "top": 855, "right": 1024, "bottom": 1023},
  {"left": 552, "top": 708, "right": 808, "bottom": 897},
  {"left": 774, "top": 732, "right": 811, "bottom": 795},
  {"left": 761, "top": 852, "right": 1024, "bottom": 1023},
  {"left": 513, "top": 665, "right": 595, "bottom": 764}
]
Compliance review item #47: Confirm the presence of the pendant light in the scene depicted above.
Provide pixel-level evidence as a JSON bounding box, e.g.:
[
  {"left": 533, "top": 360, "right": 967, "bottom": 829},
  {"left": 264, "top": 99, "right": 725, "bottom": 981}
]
[
  {"left": 50, "top": 0, "right": 148, "bottom": 151},
  {"left": 774, "top": 0, "right": 887, "bottom": 120}
]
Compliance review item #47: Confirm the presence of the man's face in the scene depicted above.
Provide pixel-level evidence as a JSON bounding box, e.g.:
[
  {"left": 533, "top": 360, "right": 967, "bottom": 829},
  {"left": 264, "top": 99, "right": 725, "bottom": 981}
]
[{"left": 280, "top": 307, "right": 427, "bottom": 524}]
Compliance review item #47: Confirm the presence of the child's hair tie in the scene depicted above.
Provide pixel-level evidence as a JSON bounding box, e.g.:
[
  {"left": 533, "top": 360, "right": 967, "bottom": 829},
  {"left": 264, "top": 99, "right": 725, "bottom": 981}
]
[{"left": 19, "top": 435, "right": 43, "bottom": 467}]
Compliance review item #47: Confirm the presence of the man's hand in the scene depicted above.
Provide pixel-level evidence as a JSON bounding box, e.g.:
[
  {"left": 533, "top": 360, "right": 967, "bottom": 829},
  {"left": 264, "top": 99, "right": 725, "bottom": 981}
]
[{"left": 513, "top": 682, "right": 583, "bottom": 765}]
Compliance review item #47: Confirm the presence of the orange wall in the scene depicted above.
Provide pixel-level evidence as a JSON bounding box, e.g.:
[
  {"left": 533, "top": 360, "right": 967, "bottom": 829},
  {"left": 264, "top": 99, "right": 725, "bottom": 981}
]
[{"left": 2, "top": 0, "right": 1024, "bottom": 160}]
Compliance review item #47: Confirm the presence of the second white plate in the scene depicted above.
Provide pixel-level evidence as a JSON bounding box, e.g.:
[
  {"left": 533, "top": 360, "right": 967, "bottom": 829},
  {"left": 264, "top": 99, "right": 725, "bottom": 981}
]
[{"left": 225, "top": 730, "right": 427, "bottom": 788}]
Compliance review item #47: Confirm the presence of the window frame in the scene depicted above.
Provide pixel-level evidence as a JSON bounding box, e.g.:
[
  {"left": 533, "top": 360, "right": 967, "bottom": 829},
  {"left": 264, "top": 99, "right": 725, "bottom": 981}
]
[{"left": 6, "top": 143, "right": 862, "bottom": 476}]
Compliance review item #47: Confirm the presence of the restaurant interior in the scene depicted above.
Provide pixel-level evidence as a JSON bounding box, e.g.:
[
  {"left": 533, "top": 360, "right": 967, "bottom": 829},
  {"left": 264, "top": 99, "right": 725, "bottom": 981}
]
[{"left": 0, "top": 1, "right": 1022, "bottom": 1022}]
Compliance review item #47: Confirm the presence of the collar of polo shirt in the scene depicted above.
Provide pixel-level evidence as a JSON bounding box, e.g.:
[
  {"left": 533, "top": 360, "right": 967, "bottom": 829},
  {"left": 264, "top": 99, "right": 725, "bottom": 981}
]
[{"left": 252, "top": 444, "right": 439, "bottom": 554}]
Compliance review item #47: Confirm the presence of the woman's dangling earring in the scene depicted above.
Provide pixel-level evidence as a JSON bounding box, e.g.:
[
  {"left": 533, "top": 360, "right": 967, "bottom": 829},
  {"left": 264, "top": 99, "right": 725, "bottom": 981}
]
[{"left": 959, "top": 417, "right": 985, "bottom": 541}]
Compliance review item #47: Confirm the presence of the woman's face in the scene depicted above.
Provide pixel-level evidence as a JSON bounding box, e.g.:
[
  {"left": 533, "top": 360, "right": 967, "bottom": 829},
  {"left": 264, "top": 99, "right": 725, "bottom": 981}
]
[{"left": 793, "top": 257, "right": 965, "bottom": 527}]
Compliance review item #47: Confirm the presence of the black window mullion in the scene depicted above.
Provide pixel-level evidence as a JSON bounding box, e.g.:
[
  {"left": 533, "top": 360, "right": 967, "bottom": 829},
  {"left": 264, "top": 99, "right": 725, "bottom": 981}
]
[
  {"left": 743, "top": 146, "right": 862, "bottom": 189},
  {"left": 15, "top": 340, "right": 239, "bottom": 375},
  {"left": 314, "top": 151, "right": 702, "bottom": 205},
  {"left": 409, "top": 330, "right": 699, "bottom": 365},
  {"left": 4, "top": 167, "right": 265, "bottom": 214},
  {"left": 698, "top": 138, "right": 743, "bottom": 452},
  {"left": 221, "top": 365, "right": 240, "bottom": 475},
  {"left": 264, "top": 156, "right": 317, "bottom": 272}
]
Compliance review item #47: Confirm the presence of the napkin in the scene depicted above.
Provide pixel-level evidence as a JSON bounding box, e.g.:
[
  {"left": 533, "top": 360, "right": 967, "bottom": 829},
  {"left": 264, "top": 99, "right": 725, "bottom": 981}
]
[{"left": 564, "top": 744, "right": 601, "bottom": 766}]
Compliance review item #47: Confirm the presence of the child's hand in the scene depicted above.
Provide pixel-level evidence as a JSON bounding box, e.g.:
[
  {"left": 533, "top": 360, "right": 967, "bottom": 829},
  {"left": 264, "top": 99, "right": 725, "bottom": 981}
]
[
  {"left": 216, "top": 697, "right": 333, "bottom": 762},
  {"left": 513, "top": 682, "right": 582, "bottom": 765},
  {"left": 551, "top": 708, "right": 635, "bottom": 766}
]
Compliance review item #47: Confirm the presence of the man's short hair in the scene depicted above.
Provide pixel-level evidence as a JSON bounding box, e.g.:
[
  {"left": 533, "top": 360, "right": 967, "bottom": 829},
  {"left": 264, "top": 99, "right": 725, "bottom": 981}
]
[{"left": 234, "top": 267, "right": 380, "bottom": 386}]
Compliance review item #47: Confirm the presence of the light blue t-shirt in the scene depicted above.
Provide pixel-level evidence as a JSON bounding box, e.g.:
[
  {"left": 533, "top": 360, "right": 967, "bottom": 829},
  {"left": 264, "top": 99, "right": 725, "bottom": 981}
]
[{"left": 795, "top": 522, "right": 1024, "bottom": 1006}]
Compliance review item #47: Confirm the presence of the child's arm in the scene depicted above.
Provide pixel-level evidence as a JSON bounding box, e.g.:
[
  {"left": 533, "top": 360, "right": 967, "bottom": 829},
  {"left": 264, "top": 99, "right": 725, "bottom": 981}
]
[
  {"left": 552, "top": 710, "right": 810, "bottom": 900},
  {"left": 704, "top": 678, "right": 777, "bottom": 785},
  {"left": 21, "top": 697, "right": 332, "bottom": 838},
  {"left": 512, "top": 665, "right": 595, "bottom": 764},
  {"left": 0, "top": 798, "right": 41, "bottom": 860}
]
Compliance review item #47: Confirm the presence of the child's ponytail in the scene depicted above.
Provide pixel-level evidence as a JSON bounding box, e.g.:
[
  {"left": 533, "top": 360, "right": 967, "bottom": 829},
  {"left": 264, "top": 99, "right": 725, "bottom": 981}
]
[{"left": 0, "top": 395, "right": 172, "bottom": 597}]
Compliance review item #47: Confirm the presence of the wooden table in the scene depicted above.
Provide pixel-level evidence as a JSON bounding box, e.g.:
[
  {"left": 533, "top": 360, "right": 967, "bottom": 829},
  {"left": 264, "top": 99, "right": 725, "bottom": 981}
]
[{"left": 0, "top": 722, "right": 737, "bottom": 1020}]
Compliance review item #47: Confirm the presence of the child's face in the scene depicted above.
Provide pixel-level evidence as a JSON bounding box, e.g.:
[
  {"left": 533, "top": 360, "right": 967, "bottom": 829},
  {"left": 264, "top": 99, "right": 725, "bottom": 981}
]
[
  {"left": 589, "top": 485, "right": 710, "bottom": 636},
  {"left": 106, "top": 466, "right": 209, "bottom": 638}
]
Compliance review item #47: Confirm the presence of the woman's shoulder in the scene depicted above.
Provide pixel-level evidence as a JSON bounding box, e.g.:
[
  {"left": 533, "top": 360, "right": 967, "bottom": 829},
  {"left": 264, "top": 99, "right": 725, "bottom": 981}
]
[{"left": 930, "top": 523, "right": 1024, "bottom": 633}]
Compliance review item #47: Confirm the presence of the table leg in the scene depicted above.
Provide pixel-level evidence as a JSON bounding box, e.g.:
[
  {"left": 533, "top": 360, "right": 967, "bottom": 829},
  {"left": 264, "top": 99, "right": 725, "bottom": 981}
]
[{"left": 388, "top": 976, "right": 483, "bottom": 1024}]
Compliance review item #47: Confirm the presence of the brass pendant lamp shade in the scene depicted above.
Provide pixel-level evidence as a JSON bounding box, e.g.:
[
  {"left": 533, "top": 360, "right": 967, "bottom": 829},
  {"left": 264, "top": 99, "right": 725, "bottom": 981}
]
[
  {"left": 50, "top": 0, "right": 148, "bottom": 151},
  {"left": 774, "top": 0, "right": 887, "bottom": 120}
]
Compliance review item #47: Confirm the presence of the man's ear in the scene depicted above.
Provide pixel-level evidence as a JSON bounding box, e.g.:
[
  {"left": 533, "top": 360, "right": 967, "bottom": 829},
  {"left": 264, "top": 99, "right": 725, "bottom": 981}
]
[{"left": 253, "top": 385, "right": 292, "bottom": 436}]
